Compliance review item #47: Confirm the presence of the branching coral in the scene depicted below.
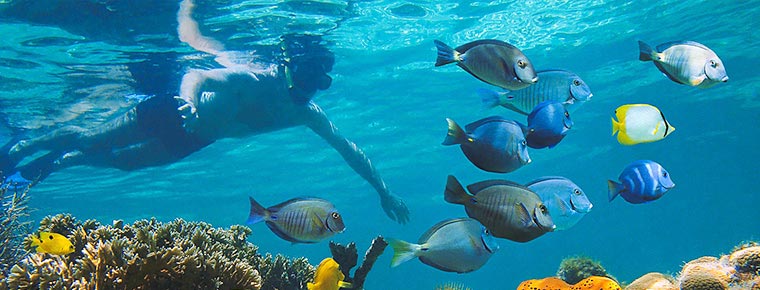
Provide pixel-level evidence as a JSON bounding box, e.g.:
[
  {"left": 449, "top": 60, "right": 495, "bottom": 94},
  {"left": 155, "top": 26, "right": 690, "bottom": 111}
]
[
  {"left": 328, "top": 236, "right": 388, "bottom": 289},
  {"left": 2, "top": 215, "right": 316, "bottom": 290},
  {"left": 0, "top": 184, "right": 33, "bottom": 278}
]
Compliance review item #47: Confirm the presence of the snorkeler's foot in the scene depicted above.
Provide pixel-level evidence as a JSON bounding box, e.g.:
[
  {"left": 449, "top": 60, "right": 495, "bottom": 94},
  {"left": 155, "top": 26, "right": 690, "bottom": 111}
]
[
  {"left": 1, "top": 171, "right": 32, "bottom": 192},
  {"left": 381, "top": 193, "right": 410, "bottom": 224}
]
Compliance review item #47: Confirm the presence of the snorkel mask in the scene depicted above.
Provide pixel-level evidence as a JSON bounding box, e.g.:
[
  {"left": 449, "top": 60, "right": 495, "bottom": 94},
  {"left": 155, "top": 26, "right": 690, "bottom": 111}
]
[{"left": 280, "top": 34, "right": 335, "bottom": 104}]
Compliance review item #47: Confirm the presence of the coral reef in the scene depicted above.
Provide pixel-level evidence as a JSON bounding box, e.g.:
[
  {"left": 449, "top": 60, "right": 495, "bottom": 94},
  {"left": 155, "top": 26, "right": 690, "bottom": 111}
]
[
  {"left": 517, "top": 276, "right": 620, "bottom": 290},
  {"left": 328, "top": 236, "right": 388, "bottom": 289},
  {"left": 625, "top": 272, "right": 677, "bottom": 290},
  {"left": 729, "top": 242, "right": 760, "bottom": 275},
  {"left": 678, "top": 256, "right": 732, "bottom": 290},
  {"left": 556, "top": 256, "right": 616, "bottom": 285},
  {"left": 0, "top": 184, "right": 33, "bottom": 278},
  {"left": 434, "top": 282, "right": 471, "bottom": 290},
  {"left": 1, "top": 214, "right": 316, "bottom": 290}
]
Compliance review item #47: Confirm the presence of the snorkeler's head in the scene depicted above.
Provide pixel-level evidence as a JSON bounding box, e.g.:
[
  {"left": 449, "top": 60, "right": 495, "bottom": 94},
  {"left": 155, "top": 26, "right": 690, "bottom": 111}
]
[{"left": 280, "top": 34, "right": 335, "bottom": 102}]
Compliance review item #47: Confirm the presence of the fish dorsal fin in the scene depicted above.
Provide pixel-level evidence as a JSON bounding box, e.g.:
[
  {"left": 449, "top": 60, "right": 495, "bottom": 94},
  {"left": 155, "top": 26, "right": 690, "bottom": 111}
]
[
  {"left": 525, "top": 176, "right": 569, "bottom": 187},
  {"left": 536, "top": 68, "right": 572, "bottom": 74},
  {"left": 515, "top": 202, "right": 534, "bottom": 227},
  {"left": 466, "top": 179, "right": 526, "bottom": 194},
  {"left": 455, "top": 39, "right": 516, "bottom": 53},
  {"left": 268, "top": 197, "right": 325, "bottom": 212},
  {"left": 464, "top": 116, "right": 511, "bottom": 132},
  {"left": 656, "top": 40, "right": 711, "bottom": 52},
  {"left": 417, "top": 218, "right": 470, "bottom": 244}
]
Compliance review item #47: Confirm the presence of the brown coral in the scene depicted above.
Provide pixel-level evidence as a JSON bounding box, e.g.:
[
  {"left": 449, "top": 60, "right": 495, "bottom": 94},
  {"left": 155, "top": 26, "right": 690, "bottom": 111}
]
[
  {"left": 729, "top": 244, "right": 760, "bottom": 274},
  {"left": 2, "top": 215, "right": 317, "bottom": 290},
  {"left": 678, "top": 256, "right": 733, "bottom": 290},
  {"left": 625, "top": 272, "right": 678, "bottom": 290}
]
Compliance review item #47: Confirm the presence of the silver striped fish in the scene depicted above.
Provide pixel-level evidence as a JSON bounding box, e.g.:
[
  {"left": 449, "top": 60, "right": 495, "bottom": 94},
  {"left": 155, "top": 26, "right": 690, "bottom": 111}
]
[
  {"left": 638, "top": 40, "right": 728, "bottom": 88},
  {"left": 247, "top": 196, "right": 345, "bottom": 243},
  {"left": 444, "top": 175, "right": 555, "bottom": 243},
  {"left": 479, "top": 69, "right": 592, "bottom": 115}
]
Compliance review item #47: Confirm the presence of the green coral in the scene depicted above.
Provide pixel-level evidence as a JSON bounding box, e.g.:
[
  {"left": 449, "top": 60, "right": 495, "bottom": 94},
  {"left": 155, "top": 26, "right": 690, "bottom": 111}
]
[
  {"left": 2, "top": 215, "right": 315, "bottom": 290},
  {"left": 0, "top": 184, "right": 33, "bottom": 278},
  {"left": 557, "top": 255, "right": 617, "bottom": 285}
]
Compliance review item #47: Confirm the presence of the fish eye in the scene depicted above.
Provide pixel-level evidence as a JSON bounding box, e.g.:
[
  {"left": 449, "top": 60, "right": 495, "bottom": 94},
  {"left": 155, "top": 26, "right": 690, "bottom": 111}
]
[
  {"left": 49, "top": 235, "right": 54, "bottom": 240},
  {"left": 564, "top": 111, "right": 570, "bottom": 118},
  {"left": 574, "top": 189, "right": 581, "bottom": 195},
  {"left": 662, "top": 172, "right": 668, "bottom": 178},
  {"left": 517, "top": 59, "right": 526, "bottom": 68},
  {"left": 540, "top": 204, "right": 548, "bottom": 214},
  {"left": 484, "top": 228, "right": 490, "bottom": 235},
  {"left": 710, "top": 60, "right": 717, "bottom": 67},
  {"left": 521, "top": 140, "right": 527, "bottom": 146},
  {"left": 331, "top": 212, "right": 340, "bottom": 219},
  {"left": 573, "top": 79, "right": 581, "bottom": 86}
]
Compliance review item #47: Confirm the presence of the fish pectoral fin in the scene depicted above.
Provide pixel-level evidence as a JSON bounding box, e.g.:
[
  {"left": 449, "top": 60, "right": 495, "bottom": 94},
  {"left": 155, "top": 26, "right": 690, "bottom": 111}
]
[
  {"left": 553, "top": 195, "right": 569, "bottom": 215},
  {"left": 689, "top": 75, "right": 706, "bottom": 86},
  {"left": 338, "top": 281, "right": 354, "bottom": 288},
  {"left": 515, "top": 203, "right": 533, "bottom": 227}
]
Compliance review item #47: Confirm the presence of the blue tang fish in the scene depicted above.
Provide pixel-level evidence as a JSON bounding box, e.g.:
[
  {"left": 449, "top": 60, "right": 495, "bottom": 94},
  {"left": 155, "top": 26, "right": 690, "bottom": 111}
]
[
  {"left": 479, "top": 69, "right": 593, "bottom": 114},
  {"left": 639, "top": 40, "right": 728, "bottom": 88},
  {"left": 434, "top": 39, "right": 538, "bottom": 90},
  {"left": 608, "top": 160, "right": 675, "bottom": 204},
  {"left": 442, "top": 116, "right": 531, "bottom": 173},
  {"left": 527, "top": 176, "right": 592, "bottom": 231},
  {"left": 525, "top": 100, "right": 573, "bottom": 149},
  {"left": 389, "top": 218, "right": 499, "bottom": 273}
]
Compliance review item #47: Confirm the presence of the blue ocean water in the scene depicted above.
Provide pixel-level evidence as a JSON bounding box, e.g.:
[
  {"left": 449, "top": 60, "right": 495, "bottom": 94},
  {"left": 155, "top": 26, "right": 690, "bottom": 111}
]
[{"left": 1, "top": 0, "right": 758, "bottom": 289}]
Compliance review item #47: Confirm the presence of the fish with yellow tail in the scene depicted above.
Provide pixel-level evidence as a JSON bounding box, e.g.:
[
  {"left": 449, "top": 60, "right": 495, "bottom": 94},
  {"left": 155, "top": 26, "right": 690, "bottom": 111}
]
[
  {"left": 307, "top": 258, "right": 353, "bottom": 290},
  {"left": 247, "top": 196, "right": 346, "bottom": 243},
  {"left": 611, "top": 104, "right": 674, "bottom": 145},
  {"left": 29, "top": 232, "right": 74, "bottom": 255}
]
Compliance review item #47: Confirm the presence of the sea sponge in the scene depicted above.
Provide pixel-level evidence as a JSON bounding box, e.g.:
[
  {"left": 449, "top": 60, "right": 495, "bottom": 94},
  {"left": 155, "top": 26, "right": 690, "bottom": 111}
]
[
  {"left": 517, "top": 277, "right": 571, "bottom": 289},
  {"left": 571, "top": 276, "right": 621, "bottom": 290},
  {"left": 678, "top": 256, "right": 732, "bottom": 290},
  {"left": 729, "top": 243, "right": 760, "bottom": 274},
  {"left": 2, "top": 215, "right": 318, "bottom": 289},
  {"left": 625, "top": 272, "right": 678, "bottom": 290},
  {"left": 556, "top": 256, "right": 616, "bottom": 285}
]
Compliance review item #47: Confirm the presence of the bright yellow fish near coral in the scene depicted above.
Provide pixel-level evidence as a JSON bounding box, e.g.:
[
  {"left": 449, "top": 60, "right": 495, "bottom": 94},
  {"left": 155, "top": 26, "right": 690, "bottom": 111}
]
[
  {"left": 30, "top": 232, "right": 74, "bottom": 255},
  {"left": 307, "top": 258, "right": 353, "bottom": 290},
  {"left": 611, "top": 104, "right": 674, "bottom": 145}
]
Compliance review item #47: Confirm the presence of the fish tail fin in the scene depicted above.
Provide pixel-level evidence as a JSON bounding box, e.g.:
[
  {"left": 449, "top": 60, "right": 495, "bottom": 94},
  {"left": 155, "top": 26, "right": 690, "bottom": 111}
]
[
  {"left": 611, "top": 117, "right": 620, "bottom": 136},
  {"left": 388, "top": 238, "right": 422, "bottom": 267},
  {"left": 442, "top": 118, "right": 467, "bottom": 145},
  {"left": 434, "top": 40, "right": 456, "bottom": 67},
  {"left": 477, "top": 88, "right": 509, "bottom": 109},
  {"left": 638, "top": 40, "right": 654, "bottom": 61},
  {"left": 247, "top": 196, "right": 268, "bottom": 225},
  {"left": 444, "top": 175, "right": 472, "bottom": 204},
  {"left": 607, "top": 180, "right": 624, "bottom": 201}
]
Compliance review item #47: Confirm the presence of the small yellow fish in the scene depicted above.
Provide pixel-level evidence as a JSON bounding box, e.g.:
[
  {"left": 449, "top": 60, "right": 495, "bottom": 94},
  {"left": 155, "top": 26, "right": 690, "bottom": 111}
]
[
  {"left": 612, "top": 104, "right": 675, "bottom": 145},
  {"left": 307, "top": 258, "right": 353, "bottom": 290},
  {"left": 30, "top": 232, "right": 74, "bottom": 255}
]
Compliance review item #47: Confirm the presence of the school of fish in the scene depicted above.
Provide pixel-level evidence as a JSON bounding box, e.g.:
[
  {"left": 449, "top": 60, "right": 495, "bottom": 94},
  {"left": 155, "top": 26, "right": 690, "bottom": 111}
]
[{"left": 236, "top": 37, "right": 725, "bottom": 288}]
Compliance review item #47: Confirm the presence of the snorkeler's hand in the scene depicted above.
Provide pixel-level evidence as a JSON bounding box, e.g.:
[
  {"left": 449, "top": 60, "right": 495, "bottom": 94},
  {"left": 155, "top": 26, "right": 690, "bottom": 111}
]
[
  {"left": 175, "top": 96, "right": 199, "bottom": 131},
  {"left": 381, "top": 193, "right": 410, "bottom": 224}
]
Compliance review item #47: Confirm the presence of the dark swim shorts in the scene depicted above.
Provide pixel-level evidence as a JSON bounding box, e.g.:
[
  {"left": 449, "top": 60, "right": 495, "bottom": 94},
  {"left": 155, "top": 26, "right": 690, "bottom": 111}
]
[{"left": 134, "top": 95, "right": 212, "bottom": 158}]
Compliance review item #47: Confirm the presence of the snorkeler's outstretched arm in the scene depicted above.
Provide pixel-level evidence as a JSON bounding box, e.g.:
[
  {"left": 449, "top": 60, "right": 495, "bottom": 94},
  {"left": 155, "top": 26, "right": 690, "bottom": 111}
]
[
  {"left": 177, "top": 0, "right": 236, "bottom": 68},
  {"left": 304, "top": 102, "right": 410, "bottom": 224}
]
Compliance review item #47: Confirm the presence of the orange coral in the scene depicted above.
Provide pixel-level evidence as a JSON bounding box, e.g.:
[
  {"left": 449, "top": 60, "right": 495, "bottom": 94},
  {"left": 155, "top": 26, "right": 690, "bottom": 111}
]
[
  {"left": 517, "top": 277, "right": 571, "bottom": 289},
  {"left": 517, "top": 276, "right": 620, "bottom": 290}
]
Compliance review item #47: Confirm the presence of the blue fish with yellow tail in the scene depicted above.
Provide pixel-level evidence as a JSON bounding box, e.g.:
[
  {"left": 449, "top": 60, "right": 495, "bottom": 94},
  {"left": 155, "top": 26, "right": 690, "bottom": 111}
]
[
  {"left": 30, "top": 232, "right": 75, "bottom": 255},
  {"left": 389, "top": 218, "right": 499, "bottom": 273},
  {"left": 608, "top": 160, "right": 675, "bottom": 204},
  {"left": 526, "top": 100, "right": 573, "bottom": 149},
  {"left": 307, "top": 258, "right": 353, "bottom": 290},
  {"left": 247, "top": 196, "right": 345, "bottom": 243},
  {"left": 527, "top": 176, "right": 592, "bottom": 231},
  {"left": 442, "top": 116, "right": 530, "bottom": 173}
]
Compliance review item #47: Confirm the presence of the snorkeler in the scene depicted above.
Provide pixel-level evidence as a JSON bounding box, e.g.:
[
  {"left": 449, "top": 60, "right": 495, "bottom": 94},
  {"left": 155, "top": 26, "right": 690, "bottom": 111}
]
[{"left": 0, "top": 0, "right": 410, "bottom": 224}]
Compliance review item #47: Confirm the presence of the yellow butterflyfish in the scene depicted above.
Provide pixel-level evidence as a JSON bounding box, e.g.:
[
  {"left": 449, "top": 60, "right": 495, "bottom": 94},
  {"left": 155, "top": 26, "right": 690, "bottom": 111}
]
[
  {"left": 30, "top": 232, "right": 75, "bottom": 255},
  {"left": 307, "top": 258, "right": 353, "bottom": 290},
  {"left": 611, "top": 104, "right": 674, "bottom": 145}
]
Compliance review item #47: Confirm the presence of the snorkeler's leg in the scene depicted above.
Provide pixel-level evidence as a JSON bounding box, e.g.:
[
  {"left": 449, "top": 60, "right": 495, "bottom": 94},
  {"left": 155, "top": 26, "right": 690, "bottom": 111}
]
[
  {"left": 304, "top": 103, "right": 410, "bottom": 224},
  {"left": 3, "top": 151, "right": 65, "bottom": 190}
]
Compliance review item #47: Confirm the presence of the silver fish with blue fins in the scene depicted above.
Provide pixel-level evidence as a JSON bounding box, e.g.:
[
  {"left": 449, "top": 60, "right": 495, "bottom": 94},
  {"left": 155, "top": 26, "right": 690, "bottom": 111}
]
[
  {"left": 479, "top": 69, "right": 593, "bottom": 115},
  {"left": 638, "top": 40, "right": 728, "bottom": 88},
  {"left": 389, "top": 217, "right": 499, "bottom": 273},
  {"left": 247, "top": 196, "right": 345, "bottom": 243}
]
